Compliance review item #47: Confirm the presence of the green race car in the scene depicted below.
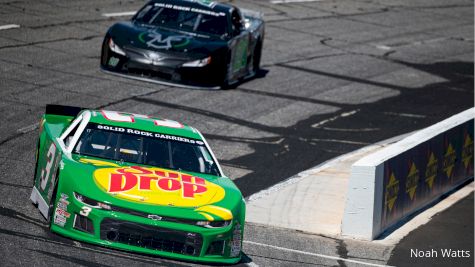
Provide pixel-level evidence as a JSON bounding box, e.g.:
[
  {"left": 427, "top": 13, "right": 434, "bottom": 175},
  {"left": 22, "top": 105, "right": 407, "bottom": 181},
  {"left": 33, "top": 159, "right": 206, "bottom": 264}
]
[{"left": 30, "top": 105, "right": 245, "bottom": 264}]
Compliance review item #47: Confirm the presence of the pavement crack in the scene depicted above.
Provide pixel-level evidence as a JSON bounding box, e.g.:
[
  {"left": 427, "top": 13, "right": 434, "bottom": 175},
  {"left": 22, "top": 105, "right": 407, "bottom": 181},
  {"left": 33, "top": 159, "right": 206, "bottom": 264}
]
[
  {"left": 320, "top": 37, "right": 333, "bottom": 45},
  {"left": 335, "top": 239, "right": 349, "bottom": 267}
]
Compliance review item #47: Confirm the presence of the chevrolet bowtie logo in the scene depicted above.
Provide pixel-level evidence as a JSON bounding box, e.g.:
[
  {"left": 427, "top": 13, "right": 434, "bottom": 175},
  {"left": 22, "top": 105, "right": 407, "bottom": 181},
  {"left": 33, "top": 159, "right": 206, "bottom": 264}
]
[{"left": 147, "top": 214, "right": 163, "bottom": 221}]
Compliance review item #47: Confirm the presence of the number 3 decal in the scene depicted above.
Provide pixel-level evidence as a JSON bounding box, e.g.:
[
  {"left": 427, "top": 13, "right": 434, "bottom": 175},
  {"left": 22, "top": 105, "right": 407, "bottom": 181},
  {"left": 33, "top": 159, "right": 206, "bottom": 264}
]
[
  {"left": 40, "top": 143, "right": 56, "bottom": 190},
  {"left": 80, "top": 206, "right": 92, "bottom": 217}
]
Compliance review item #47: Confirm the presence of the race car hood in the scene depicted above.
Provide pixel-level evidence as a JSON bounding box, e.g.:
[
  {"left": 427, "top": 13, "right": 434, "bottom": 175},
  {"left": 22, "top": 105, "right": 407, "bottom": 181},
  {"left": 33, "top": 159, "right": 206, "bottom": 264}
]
[
  {"left": 64, "top": 155, "right": 243, "bottom": 221},
  {"left": 108, "top": 22, "right": 228, "bottom": 60}
]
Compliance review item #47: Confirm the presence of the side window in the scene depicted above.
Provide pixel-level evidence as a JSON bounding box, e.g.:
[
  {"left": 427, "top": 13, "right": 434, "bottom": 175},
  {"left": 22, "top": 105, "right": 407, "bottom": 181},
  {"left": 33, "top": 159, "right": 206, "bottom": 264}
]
[
  {"left": 64, "top": 121, "right": 81, "bottom": 148},
  {"left": 231, "top": 10, "right": 243, "bottom": 36},
  {"left": 61, "top": 115, "right": 84, "bottom": 148}
]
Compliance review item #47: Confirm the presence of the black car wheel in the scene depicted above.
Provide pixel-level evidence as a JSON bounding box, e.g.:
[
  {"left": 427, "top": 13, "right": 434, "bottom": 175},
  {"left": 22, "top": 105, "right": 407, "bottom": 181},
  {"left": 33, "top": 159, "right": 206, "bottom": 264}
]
[
  {"left": 253, "top": 40, "right": 262, "bottom": 73},
  {"left": 47, "top": 172, "right": 59, "bottom": 227}
]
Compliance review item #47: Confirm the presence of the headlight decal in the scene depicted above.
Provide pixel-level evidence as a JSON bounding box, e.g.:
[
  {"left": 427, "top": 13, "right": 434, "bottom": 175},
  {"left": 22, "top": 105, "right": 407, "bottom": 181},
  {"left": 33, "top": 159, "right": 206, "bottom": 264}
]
[
  {"left": 74, "top": 192, "right": 111, "bottom": 210},
  {"left": 182, "top": 56, "right": 211, "bottom": 67},
  {"left": 108, "top": 38, "right": 126, "bottom": 56}
]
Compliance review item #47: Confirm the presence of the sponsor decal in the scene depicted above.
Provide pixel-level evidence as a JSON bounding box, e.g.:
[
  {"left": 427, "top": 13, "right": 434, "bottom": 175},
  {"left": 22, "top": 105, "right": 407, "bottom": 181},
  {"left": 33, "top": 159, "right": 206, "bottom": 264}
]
[
  {"left": 385, "top": 172, "right": 399, "bottom": 212},
  {"left": 138, "top": 31, "right": 190, "bottom": 50},
  {"left": 57, "top": 199, "right": 69, "bottom": 210},
  {"left": 405, "top": 162, "right": 419, "bottom": 200},
  {"left": 461, "top": 133, "right": 473, "bottom": 170},
  {"left": 154, "top": 2, "right": 224, "bottom": 16},
  {"left": 232, "top": 38, "right": 249, "bottom": 73},
  {"left": 443, "top": 143, "right": 456, "bottom": 179},
  {"left": 94, "top": 166, "right": 225, "bottom": 207},
  {"left": 108, "top": 57, "right": 119, "bottom": 67},
  {"left": 230, "top": 222, "right": 242, "bottom": 257},
  {"left": 425, "top": 152, "right": 438, "bottom": 189},
  {"left": 94, "top": 124, "right": 202, "bottom": 145},
  {"left": 54, "top": 193, "right": 70, "bottom": 227}
]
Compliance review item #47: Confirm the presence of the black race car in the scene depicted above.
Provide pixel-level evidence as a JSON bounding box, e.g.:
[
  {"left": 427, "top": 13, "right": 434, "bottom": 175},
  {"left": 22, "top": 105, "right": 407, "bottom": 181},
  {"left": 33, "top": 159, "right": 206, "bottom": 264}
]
[{"left": 100, "top": 0, "right": 265, "bottom": 89}]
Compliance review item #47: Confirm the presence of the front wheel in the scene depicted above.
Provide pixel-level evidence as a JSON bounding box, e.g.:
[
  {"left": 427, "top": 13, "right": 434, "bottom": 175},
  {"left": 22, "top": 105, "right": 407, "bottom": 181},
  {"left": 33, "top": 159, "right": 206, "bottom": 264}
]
[
  {"left": 252, "top": 40, "right": 262, "bottom": 73},
  {"left": 47, "top": 172, "right": 59, "bottom": 227}
]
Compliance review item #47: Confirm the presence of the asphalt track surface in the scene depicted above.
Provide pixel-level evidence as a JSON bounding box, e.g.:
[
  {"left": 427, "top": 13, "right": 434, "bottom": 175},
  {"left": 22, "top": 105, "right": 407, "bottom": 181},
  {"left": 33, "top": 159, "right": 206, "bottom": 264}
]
[{"left": 0, "top": 0, "right": 473, "bottom": 266}]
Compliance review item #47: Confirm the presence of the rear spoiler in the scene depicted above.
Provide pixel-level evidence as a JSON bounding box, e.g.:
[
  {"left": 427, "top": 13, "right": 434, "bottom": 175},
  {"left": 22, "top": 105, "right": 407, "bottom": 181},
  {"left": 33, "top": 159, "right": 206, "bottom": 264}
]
[{"left": 45, "top": 104, "right": 86, "bottom": 117}]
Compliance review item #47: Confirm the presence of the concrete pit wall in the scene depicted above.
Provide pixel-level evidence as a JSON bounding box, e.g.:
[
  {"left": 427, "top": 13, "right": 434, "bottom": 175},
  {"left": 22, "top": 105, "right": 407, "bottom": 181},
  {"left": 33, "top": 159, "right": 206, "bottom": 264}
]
[{"left": 342, "top": 108, "right": 474, "bottom": 240}]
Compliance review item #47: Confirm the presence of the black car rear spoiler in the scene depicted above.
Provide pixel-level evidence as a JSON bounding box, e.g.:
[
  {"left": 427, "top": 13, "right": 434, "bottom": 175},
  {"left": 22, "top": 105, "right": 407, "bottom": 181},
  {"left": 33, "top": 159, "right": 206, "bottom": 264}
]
[{"left": 45, "top": 104, "right": 85, "bottom": 117}]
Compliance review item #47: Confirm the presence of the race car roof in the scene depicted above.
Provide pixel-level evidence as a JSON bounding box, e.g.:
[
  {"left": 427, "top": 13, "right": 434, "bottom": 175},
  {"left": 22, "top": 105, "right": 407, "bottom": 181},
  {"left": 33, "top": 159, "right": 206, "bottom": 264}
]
[{"left": 87, "top": 109, "right": 202, "bottom": 140}]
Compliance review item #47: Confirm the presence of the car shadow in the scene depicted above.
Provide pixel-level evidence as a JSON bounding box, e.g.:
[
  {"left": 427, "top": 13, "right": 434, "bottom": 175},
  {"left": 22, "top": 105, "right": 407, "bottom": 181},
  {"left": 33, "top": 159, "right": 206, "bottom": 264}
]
[{"left": 226, "top": 68, "right": 270, "bottom": 90}]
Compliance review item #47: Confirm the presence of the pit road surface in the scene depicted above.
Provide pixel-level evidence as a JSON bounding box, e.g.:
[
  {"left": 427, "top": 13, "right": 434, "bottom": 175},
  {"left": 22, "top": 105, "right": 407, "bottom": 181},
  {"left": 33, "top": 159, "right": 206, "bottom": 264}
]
[{"left": 0, "top": 0, "right": 473, "bottom": 266}]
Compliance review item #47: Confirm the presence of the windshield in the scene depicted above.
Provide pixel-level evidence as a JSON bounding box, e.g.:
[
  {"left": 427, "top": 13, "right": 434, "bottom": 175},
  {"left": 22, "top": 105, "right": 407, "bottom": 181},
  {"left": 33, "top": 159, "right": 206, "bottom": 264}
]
[
  {"left": 73, "top": 123, "right": 220, "bottom": 176},
  {"left": 134, "top": 3, "right": 228, "bottom": 37}
]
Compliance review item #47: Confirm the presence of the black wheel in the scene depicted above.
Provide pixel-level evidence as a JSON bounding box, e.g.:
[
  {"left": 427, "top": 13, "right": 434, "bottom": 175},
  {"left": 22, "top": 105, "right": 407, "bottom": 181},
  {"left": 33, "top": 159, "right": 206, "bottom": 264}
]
[
  {"left": 220, "top": 51, "right": 233, "bottom": 89},
  {"left": 47, "top": 171, "right": 60, "bottom": 227},
  {"left": 253, "top": 40, "right": 262, "bottom": 73},
  {"left": 33, "top": 140, "right": 40, "bottom": 186},
  {"left": 100, "top": 36, "right": 111, "bottom": 67}
]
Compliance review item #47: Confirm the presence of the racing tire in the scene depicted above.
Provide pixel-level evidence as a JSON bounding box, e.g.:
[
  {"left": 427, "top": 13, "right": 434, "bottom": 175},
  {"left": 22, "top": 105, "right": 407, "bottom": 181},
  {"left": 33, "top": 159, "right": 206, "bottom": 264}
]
[
  {"left": 100, "top": 36, "right": 110, "bottom": 68},
  {"left": 47, "top": 171, "right": 59, "bottom": 227},
  {"left": 253, "top": 40, "right": 262, "bottom": 73},
  {"left": 33, "top": 140, "right": 40, "bottom": 186},
  {"left": 220, "top": 51, "right": 233, "bottom": 90}
]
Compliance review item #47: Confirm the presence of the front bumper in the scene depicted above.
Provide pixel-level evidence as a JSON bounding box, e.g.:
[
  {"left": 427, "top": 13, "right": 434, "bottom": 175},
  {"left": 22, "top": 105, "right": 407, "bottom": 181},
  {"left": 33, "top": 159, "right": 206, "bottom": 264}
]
[
  {"left": 51, "top": 191, "right": 243, "bottom": 264},
  {"left": 101, "top": 48, "right": 225, "bottom": 89}
]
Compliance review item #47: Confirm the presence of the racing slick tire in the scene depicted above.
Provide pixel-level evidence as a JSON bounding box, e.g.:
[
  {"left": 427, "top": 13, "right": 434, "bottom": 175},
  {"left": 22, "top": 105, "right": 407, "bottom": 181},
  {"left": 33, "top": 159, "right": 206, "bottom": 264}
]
[
  {"left": 253, "top": 39, "right": 262, "bottom": 73},
  {"left": 47, "top": 170, "right": 59, "bottom": 227}
]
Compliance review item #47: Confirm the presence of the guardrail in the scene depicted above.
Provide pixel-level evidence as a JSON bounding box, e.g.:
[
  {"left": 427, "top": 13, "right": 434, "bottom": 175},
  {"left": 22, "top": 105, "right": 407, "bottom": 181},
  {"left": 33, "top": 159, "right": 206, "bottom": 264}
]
[{"left": 341, "top": 108, "right": 474, "bottom": 240}]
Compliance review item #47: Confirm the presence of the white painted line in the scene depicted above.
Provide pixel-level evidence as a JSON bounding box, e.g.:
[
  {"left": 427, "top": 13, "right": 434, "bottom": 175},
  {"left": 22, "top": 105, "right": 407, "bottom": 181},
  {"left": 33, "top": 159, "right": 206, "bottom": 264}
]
[
  {"left": 311, "top": 109, "right": 359, "bottom": 128},
  {"left": 384, "top": 112, "right": 426, "bottom": 118},
  {"left": 244, "top": 240, "right": 393, "bottom": 267},
  {"left": 102, "top": 11, "right": 136, "bottom": 17},
  {"left": 245, "top": 261, "right": 260, "bottom": 267},
  {"left": 0, "top": 24, "right": 20, "bottom": 30},
  {"left": 271, "top": 0, "right": 323, "bottom": 4},
  {"left": 375, "top": 45, "right": 392, "bottom": 50},
  {"left": 17, "top": 122, "right": 39, "bottom": 134}
]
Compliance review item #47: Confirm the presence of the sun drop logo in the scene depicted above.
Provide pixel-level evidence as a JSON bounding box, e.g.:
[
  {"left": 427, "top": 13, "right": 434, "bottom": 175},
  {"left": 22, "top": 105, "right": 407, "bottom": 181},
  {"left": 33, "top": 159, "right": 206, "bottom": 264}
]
[{"left": 94, "top": 166, "right": 225, "bottom": 207}]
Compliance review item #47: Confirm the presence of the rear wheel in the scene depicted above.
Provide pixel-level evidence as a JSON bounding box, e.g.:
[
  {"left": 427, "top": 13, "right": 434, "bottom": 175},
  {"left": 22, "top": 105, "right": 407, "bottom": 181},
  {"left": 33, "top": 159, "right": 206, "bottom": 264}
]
[{"left": 221, "top": 51, "right": 233, "bottom": 89}]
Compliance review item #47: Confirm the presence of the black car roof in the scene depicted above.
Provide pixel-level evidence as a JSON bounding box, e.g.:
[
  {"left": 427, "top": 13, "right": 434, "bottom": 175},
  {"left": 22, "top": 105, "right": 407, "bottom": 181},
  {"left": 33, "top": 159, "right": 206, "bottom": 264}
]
[{"left": 149, "top": 0, "right": 232, "bottom": 14}]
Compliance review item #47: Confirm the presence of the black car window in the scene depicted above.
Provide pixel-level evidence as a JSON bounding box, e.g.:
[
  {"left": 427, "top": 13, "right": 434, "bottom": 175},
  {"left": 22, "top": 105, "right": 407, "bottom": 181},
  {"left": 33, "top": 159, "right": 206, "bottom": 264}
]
[
  {"left": 231, "top": 9, "right": 243, "bottom": 36},
  {"left": 74, "top": 123, "right": 220, "bottom": 176}
]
